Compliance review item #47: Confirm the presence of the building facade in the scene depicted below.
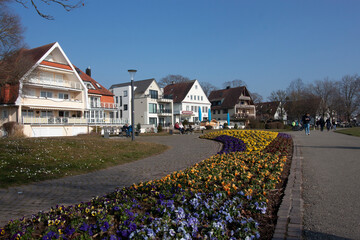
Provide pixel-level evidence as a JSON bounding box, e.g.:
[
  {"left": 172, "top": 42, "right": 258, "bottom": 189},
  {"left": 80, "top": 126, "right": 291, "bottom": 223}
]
[
  {"left": 163, "top": 80, "right": 211, "bottom": 124},
  {"left": 208, "top": 86, "right": 256, "bottom": 122},
  {"left": 110, "top": 79, "right": 173, "bottom": 128}
]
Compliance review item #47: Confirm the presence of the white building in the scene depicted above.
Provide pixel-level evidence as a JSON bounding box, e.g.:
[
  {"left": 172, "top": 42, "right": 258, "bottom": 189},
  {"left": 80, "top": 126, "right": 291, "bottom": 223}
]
[
  {"left": 110, "top": 79, "right": 173, "bottom": 129},
  {"left": 163, "top": 80, "right": 211, "bottom": 124}
]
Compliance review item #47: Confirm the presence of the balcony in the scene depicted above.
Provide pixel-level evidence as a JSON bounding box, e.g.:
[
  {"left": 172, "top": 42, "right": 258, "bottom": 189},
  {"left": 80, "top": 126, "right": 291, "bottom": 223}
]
[
  {"left": 158, "top": 109, "right": 172, "bottom": 116},
  {"left": 24, "top": 78, "right": 83, "bottom": 91},
  {"left": 22, "top": 117, "right": 128, "bottom": 125},
  {"left": 232, "top": 113, "right": 256, "bottom": 119}
]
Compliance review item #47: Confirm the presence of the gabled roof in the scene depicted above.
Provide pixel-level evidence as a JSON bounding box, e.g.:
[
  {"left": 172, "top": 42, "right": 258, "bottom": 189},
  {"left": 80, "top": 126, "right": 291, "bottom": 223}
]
[
  {"left": 110, "top": 79, "right": 156, "bottom": 95},
  {"left": 163, "top": 80, "right": 196, "bottom": 103},
  {"left": 255, "top": 101, "right": 280, "bottom": 116},
  {"left": 75, "top": 67, "right": 114, "bottom": 96},
  {"left": 208, "top": 86, "right": 254, "bottom": 109}
]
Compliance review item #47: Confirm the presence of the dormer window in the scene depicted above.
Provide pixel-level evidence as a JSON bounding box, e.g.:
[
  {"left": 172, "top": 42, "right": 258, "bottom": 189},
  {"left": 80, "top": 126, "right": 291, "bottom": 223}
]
[
  {"left": 85, "top": 82, "right": 95, "bottom": 90},
  {"left": 95, "top": 83, "right": 101, "bottom": 89}
]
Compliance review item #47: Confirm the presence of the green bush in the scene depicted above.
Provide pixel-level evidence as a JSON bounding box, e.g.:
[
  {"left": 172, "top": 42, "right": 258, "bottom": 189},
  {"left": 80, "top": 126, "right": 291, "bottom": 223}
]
[
  {"left": 205, "top": 125, "right": 213, "bottom": 130},
  {"left": 248, "top": 119, "right": 265, "bottom": 129},
  {"left": 2, "top": 122, "right": 24, "bottom": 137},
  {"left": 265, "top": 122, "right": 284, "bottom": 129},
  {"left": 157, "top": 124, "right": 163, "bottom": 133},
  {"left": 234, "top": 123, "right": 238, "bottom": 129},
  {"left": 223, "top": 122, "right": 229, "bottom": 129}
]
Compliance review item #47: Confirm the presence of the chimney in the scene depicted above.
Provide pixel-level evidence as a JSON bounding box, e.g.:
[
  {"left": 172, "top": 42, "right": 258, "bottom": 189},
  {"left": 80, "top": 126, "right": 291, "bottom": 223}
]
[
  {"left": 171, "top": 81, "right": 175, "bottom": 85},
  {"left": 86, "top": 66, "right": 91, "bottom": 77}
]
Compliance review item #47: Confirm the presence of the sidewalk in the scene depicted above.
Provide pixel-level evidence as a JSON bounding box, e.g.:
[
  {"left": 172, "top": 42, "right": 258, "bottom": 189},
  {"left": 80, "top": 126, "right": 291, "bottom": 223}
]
[
  {"left": 292, "top": 129, "right": 360, "bottom": 240},
  {"left": 0, "top": 133, "right": 222, "bottom": 227}
]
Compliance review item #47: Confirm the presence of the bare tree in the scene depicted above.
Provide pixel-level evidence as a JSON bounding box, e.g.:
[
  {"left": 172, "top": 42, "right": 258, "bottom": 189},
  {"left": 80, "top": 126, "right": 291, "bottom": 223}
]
[
  {"left": 249, "top": 92, "right": 263, "bottom": 104},
  {"left": 200, "top": 81, "right": 218, "bottom": 97},
  {"left": 308, "top": 77, "right": 336, "bottom": 118},
  {"left": 0, "top": 49, "right": 34, "bottom": 85},
  {"left": 0, "top": 1, "right": 24, "bottom": 58},
  {"left": 335, "top": 74, "right": 360, "bottom": 122},
  {"left": 14, "top": 0, "right": 84, "bottom": 20},
  {"left": 222, "top": 79, "right": 247, "bottom": 88},
  {"left": 158, "top": 74, "right": 190, "bottom": 88},
  {"left": 268, "top": 89, "right": 287, "bottom": 120}
]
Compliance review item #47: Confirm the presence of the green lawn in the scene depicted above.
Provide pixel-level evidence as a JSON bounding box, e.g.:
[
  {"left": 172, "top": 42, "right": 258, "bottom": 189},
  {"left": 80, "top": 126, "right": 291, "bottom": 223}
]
[
  {"left": 0, "top": 134, "right": 168, "bottom": 188},
  {"left": 335, "top": 127, "right": 360, "bottom": 137}
]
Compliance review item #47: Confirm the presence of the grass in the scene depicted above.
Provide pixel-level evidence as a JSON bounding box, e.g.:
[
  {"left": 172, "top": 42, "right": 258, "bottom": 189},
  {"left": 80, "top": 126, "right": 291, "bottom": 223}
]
[
  {"left": 335, "top": 127, "right": 360, "bottom": 137},
  {"left": 0, "top": 134, "right": 168, "bottom": 188}
]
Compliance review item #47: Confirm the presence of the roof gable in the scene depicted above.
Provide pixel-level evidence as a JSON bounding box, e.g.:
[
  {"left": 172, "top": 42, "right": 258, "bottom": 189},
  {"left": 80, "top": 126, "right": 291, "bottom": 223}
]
[
  {"left": 209, "top": 86, "right": 253, "bottom": 108},
  {"left": 163, "top": 80, "right": 195, "bottom": 103}
]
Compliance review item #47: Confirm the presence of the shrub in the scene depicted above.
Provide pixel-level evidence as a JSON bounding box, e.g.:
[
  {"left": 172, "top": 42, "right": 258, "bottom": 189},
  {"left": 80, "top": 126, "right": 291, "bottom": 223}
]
[
  {"left": 223, "top": 122, "right": 229, "bottom": 129},
  {"left": 136, "top": 123, "right": 141, "bottom": 132},
  {"left": 248, "top": 119, "right": 265, "bottom": 129},
  {"left": 265, "top": 122, "right": 284, "bottom": 129},
  {"left": 2, "top": 122, "right": 24, "bottom": 137},
  {"left": 234, "top": 123, "right": 238, "bottom": 129},
  {"left": 182, "top": 119, "right": 189, "bottom": 126},
  {"left": 157, "top": 124, "right": 163, "bottom": 133},
  {"left": 205, "top": 125, "right": 213, "bottom": 130}
]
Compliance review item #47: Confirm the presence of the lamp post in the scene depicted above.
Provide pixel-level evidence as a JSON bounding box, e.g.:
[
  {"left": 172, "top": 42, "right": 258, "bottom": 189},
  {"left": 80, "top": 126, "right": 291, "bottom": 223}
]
[{"left": 128, "top": 69, "right": 137, "bottom": 141}]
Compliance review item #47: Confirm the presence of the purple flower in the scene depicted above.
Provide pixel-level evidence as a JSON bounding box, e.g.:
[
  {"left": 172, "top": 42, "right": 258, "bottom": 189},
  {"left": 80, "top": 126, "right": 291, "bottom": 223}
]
[
  {"left": 79, "top": 223, "right": 90, "bottom": 232},
  {"left": 214, "top": 135, "right": 247, "bottom": 154}
]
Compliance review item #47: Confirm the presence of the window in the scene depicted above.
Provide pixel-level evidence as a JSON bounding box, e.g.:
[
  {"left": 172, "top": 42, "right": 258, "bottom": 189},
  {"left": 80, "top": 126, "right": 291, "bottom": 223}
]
[
  {"left": 186, "top": 105, "right": 189, "bottom": 111},
  {"left": 190, "top": 95, "right": 193, "bottom": 100},
  {"left": 59, "top": 111, "right": 69, "bottom": 117},
  {"left": 149, "top": 117, "right": 157, "bottom": 126},
  {"left": 124, "top": 90, "right": 128, "bottom": 97},
  {"left": 40, "top": 72, "right": 52, "bottom": 83},
  {"left": 116, "top": 111, "right": 119, "bottom": 118},
  {"left": 59, "top": 93, "right": 69, "bottom": 99},
  {"left": 223, "top": 109, "right": 228, "bottom": 114},
  {"left": 195, "top": 85, "right": 198, "bottom": 89},
  {"left": 191, "top": 106, "right": 194, "bottom": 111},
  {"left": 149, "top": 90, "right": 158, "bottom": 99},
  {"left": 85, "top": 82, "right": 95, "bottom": 89},
  {"left": 218, "top": 110, "right": 221, "bottom": 114},
  {"left": 120, "top": 110, "right": 123, "bottom": 118},
  {"left": 198, "top": 96, "right": 200, "bottom": 100},
  {"left": 41, "top": 111, "right": 53, "bottom": 117},
  {"left": 120, "top": 96, "right": 122, "bottom": 106},
  {"left": 2, "top": 110, "right": 8, "bottom": 119},
  {"left": 194, "top": 106, "right": 197, "bottom": 113},
  {"left": 124, "top": 104, "right": 128, "bottom": 111},
  {"left": 213, "top": 110, "right": 216, "bottom": 114},
  {"left": 40, "top": 91, "right": 53, "bottom": 98},
  {"left": 95, "top": 83, "right": 101, "bottom": 89},
  {"left": 201, "top": 96, "right": 203, "bottom": 101},
  {"left": 115, "top": 96, "right": 118, "bottom": 104},
  {"left": 22, "top": 110, "right": 34, "bottom": 117},
  {"left": 149, "top": 103, "right": 157, "bottom": 113}
]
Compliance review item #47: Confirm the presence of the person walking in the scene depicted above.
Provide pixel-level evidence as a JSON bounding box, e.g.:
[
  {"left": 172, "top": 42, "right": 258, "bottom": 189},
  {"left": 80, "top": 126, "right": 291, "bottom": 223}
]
[
  {"left": 326, "top": 118, "right": 331, "bottom": 131},
  {"left": 302, "top": 113, "right": 311, "bottom": 135},
  {"left": 319, "top": 117, "right": 325, "bottom": 132}
]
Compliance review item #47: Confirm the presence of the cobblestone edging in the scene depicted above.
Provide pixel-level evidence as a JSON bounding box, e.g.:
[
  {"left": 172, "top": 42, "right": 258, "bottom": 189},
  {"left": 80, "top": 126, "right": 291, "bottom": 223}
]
[{"left": 272, "top": 138, "right": 304, "bottom": 240}]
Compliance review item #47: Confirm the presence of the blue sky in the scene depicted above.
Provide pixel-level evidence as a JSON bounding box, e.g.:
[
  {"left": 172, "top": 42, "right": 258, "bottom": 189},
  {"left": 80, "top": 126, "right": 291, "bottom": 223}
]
[{"left": 9, "top": 0, "right": 360, "bottom": 99}]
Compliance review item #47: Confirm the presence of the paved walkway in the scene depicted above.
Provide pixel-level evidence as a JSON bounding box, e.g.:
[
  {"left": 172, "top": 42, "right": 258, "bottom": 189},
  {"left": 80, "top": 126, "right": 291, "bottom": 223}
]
[
  {"left": 0, "top": 133, "right": 222, "bottom": 227},
  {"left": 292, "top": 129, "right": 360, "bottom": 240}
]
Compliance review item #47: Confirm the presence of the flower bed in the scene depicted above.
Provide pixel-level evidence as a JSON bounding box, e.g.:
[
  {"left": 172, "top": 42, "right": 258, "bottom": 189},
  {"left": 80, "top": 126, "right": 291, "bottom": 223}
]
[{"left": 0, "top": 130, "right": 292, "bottom": 240}]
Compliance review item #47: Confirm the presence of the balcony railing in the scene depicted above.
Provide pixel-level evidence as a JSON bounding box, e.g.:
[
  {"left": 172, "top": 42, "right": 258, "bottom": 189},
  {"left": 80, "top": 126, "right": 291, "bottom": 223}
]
[
  {"left": 24, "top": 78, "right": 83, "bottom": 90},
  {"left": 158, "top": 109, "right": 172, "bottom": 114},
  {"left": 22, "top": 117, "right": 128, "bottom": 125}
]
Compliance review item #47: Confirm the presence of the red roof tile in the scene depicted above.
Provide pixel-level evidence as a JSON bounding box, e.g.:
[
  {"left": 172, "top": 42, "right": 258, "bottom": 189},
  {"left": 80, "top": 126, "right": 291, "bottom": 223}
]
[{"left": 74, "top": 67, "right": 114, "bottom": 98}]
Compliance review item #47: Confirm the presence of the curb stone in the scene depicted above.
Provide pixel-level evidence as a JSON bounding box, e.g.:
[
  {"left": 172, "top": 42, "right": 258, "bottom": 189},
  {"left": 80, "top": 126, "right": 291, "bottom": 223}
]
[{"left": 272, "top": 136, "right": 304, "bottom": 240}]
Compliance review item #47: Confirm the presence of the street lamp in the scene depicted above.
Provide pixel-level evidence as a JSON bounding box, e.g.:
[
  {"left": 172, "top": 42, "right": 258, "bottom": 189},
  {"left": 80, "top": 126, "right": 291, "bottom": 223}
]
[{"left": 128, "top": 69, "right": 137, "bottom": 141}]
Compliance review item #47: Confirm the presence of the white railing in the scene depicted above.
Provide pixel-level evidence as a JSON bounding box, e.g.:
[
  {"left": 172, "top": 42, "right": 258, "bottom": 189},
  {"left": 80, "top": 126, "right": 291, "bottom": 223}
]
[
  {"left": 22, "top": 117, "right": 128, "bottom": 125},
  {"left": 25, "top": 78, "right": 83, "bottom": 90}
]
